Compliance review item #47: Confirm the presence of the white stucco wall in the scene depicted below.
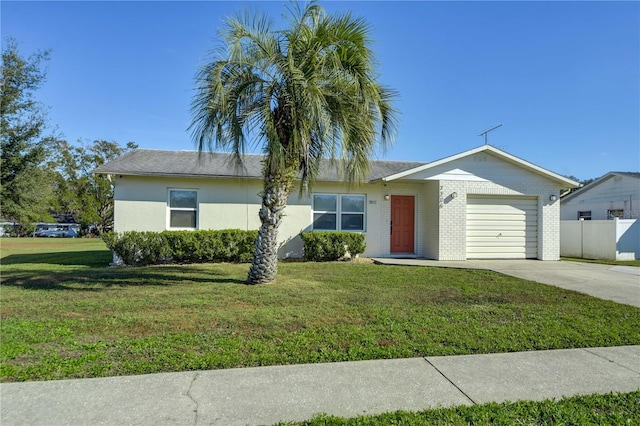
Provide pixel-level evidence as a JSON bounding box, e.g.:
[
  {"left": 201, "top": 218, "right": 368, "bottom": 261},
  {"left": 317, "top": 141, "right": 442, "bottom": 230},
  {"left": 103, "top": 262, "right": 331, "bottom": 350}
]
[
  {"left": 113, "top": 175, "right": 264, "bottom": 234},
  {"left": 112, "top": 175, "right": 387, "bottom": 259},
  {"left": 296, "top": 181, "right": 385, "bottom": 258}
]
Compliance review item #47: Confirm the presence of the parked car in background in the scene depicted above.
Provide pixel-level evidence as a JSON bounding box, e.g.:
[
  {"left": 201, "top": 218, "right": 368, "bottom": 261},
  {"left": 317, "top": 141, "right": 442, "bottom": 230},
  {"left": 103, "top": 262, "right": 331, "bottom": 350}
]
[
  {"left": 0, "top": 222, "right": 18, "bottom": 237},
  {"left": 35, "top": 228, "right": 76, "bottom": 238},
  {"left": 34, "top": 227, "right": 79, "bottom": 238}
]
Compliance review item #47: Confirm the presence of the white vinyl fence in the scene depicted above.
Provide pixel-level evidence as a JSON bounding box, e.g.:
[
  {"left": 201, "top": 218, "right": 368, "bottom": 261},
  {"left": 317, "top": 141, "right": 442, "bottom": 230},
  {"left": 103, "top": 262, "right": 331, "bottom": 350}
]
[{"left": 560, "top": 218, "right": 639, "bottom": 260}]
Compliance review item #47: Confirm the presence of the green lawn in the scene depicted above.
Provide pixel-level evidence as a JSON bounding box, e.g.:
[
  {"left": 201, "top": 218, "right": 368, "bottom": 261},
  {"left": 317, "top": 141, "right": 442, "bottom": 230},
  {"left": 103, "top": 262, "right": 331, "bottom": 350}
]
[
  {"left": 2, "top": 238, "right": 639, "bottom": 383},
  {"left": 561, "top": 256, "right": 640, "bottom": 267}
]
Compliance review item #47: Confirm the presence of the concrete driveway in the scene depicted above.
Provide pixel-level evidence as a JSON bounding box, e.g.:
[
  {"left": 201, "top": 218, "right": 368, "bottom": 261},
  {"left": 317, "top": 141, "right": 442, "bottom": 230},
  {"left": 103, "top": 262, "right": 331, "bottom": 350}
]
[{"left": 372, "top": 259, "right": 640, "bottom": 308}]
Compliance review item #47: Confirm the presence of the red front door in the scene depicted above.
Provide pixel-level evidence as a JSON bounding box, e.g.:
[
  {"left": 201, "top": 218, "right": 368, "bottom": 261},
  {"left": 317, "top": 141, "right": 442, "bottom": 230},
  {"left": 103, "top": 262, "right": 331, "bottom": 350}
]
[{"left": 390, "top": 195, "right": 415, "bottom": 253}]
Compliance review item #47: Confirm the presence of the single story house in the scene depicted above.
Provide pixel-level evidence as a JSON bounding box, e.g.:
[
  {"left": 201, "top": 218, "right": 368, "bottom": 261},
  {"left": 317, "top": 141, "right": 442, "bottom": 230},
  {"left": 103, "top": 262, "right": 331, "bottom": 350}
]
[
  {"left": 94, "top": 144, "right": 579, "bottom": 260},
  {"left": 560, "top": 172, "right": 640, "bottom": 220}
]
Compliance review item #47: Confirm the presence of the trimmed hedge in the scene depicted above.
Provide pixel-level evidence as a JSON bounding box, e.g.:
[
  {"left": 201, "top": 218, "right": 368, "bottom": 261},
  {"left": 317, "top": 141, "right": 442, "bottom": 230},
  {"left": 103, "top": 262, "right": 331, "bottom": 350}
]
[
  {"left": 102, "top": 230, "right": 257, "bottom": 266},
  {"left": 300, "top": 231, "right": 366, "bottom": 261}
]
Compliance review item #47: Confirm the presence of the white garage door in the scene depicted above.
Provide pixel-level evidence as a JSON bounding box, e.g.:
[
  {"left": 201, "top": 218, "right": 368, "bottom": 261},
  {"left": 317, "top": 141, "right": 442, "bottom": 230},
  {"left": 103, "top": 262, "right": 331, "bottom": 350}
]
[{"left": 466, "top": 196, "right": 538, "bottom": 259}]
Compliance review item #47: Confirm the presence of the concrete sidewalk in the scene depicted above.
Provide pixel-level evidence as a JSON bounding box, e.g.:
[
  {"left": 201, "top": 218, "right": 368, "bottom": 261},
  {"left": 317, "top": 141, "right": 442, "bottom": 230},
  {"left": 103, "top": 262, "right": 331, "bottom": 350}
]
[
  {"left": 372, "top": 259, "right": 640, "bottom": 308},
  {"left": 2, "top": 346, "right": 639, "bottom": 425}
]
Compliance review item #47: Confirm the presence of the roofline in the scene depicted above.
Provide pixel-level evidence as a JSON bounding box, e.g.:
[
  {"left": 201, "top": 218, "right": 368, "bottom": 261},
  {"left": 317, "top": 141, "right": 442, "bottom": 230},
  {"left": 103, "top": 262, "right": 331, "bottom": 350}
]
[
  {"left": 92, "top": 149, "right": 265, "bottom": 178},
  {"left": 561, "top": 171, "right": 640, "bottom": 203},
  {"left": 94, "top": 170, "right": 263, "bottom": 180},
  {"left": 378, "top": 145, "right": 580, "bottom": 187},
  {"left": 93, "top": 148, "right": 427, "bottom": 182},
  {"left": 94, "top": 170, "right": 376, "bottom": 184}
]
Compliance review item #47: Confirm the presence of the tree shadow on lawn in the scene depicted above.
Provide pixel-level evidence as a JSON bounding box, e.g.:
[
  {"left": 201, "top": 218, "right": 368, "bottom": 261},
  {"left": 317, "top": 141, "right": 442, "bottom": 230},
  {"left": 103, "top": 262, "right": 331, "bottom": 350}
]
[
  {"left": 1, "top": 251, "right": 113, "bottom": 268},
  {"left": 0, "top": 265, "right": 245, "bottom": 291}
]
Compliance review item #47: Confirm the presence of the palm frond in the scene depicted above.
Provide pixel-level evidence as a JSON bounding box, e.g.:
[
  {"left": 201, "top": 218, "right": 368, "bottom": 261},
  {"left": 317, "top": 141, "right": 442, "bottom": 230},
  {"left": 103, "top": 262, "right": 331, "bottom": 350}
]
[{"left": 190, "top": 1, "right": 398, "bottom": 189}]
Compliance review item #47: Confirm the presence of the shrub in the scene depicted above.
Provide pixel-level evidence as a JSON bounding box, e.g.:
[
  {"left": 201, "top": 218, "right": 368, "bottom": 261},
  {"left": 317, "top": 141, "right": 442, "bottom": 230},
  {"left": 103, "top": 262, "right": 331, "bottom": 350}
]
[
  {"left": 300, "top": 231, "right": 366, "bottom": 261},
  {"left": 101, "top": 231, "right": 170, "bottom": 266},
  {"left": 218, "top": 229, "right": 257, "bottom": 263},
  {"left": 101, "top": 229, "right": 257, "bottom": 266}
]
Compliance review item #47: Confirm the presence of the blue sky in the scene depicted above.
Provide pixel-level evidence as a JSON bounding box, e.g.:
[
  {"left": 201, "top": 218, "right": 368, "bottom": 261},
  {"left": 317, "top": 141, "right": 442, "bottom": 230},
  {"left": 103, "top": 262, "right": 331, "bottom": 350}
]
[{"left": 3, "top": 1, "right": 639, "bottom": 181}]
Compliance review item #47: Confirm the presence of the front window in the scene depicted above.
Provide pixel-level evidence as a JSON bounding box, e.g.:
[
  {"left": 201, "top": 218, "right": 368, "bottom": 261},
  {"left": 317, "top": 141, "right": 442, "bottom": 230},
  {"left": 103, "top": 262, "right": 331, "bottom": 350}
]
[
  {"left": 312, "top": 194, "right": 337, "bottom": 230},
  {"left": 169, "top": 189, "right": 197, "bottom": 229},
  {"left": 312, "top": 194, "right": 365, "bottom": 232}
]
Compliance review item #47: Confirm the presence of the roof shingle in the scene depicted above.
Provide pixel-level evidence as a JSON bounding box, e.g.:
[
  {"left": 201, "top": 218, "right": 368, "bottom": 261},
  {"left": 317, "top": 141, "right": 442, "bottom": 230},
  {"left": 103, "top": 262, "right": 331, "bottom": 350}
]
[{"left": 93, "top": 149, "right": 426, "bottom": 183}]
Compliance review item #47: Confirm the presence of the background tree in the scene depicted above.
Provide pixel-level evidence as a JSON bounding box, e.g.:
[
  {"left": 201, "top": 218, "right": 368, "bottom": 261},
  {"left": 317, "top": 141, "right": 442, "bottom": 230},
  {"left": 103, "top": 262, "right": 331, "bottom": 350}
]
[
  {"left": 0, "top": 37, "right": 55, "bottom": 231},
  {"left": 51, "top": 139, "right": 137, "bottom": 233},
  {"left": 563, "top": 175, "right": 597, "bottom": 195},
  {"left": 190, "top": 2, "right": 398, "bottom": 284}
]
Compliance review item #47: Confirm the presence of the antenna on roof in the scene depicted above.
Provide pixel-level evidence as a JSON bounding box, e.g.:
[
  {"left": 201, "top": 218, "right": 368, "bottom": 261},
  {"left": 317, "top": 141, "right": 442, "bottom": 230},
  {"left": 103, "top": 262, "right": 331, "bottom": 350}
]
[{"left": 478, "top": 124, "right": 503, "bottom": 145}]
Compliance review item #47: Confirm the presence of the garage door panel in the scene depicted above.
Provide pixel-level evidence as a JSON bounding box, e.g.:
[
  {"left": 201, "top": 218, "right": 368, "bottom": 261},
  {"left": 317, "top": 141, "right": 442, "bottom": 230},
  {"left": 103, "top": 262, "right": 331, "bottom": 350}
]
[
  {"left": 467, "top": 250, "right": 532, "bottom": 259},
  {"left": 467, "top": 225, "right": 537, "bottom": 230},
  {"left": 467, "top": 231, "right": 527, "bottom": 238},
  {"left": 468, "top": 222, "right": 532, "bottom": 230},
  {"left": 468, "top": 199, "right": 537, "bottom": 207},
  {"left": 467, "top": 235, "right": 537, "bottom": 243},
  {"left": 467, "top": 231, "right": 526, "bottom": 237},
  {"left": 466, "top": 214, "right": 532, "bottom": 222},
  {"left": 467, "top": 207, "right": 537, "bottom": 215},
  {"left": 468, "top": 226, "right": 536, "bottom": 234},
  {"left": 469, "top": 208, "right": 537, "bottom": 215},
  {"left": 467, "top": 236, "right": 534, "bottom": 243},
  {"left": 466, "top": 196, "right": 538, "bottom": 259},
  {"left": 468, "top": 204, "right": 537, "bottom": 212},
  {"left": 468, "top": 197, "right": 532, "bottom": 205},
  {"left": 468, "top": 247, "right": 529, "bottom": 253},
  {"left": 468, "top": 245, "right": 538, "bottom": 253}
]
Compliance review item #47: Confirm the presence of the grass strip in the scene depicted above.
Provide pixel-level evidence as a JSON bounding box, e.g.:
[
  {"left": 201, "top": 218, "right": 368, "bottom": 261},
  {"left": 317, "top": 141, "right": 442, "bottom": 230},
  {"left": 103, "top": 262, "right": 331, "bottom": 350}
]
[
  {"left": 279, "top": 390, "right": 640, "bottom": 425},
  {"left": 561, "top": 257, "right": 640, "bottom": 267}
]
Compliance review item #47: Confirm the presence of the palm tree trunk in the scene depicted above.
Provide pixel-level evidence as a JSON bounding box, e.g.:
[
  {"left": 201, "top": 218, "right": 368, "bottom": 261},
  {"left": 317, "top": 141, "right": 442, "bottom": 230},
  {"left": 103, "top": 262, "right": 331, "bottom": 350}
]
[{"left": 246, "top": 172, "right": 293, "bottom": 284}]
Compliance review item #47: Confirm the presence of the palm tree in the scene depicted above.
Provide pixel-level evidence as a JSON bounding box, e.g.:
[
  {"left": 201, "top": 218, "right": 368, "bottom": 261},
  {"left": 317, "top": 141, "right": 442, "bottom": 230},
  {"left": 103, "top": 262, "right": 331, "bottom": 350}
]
[{"left": 190, "top": 2, "right": 398, "bottom": 284}]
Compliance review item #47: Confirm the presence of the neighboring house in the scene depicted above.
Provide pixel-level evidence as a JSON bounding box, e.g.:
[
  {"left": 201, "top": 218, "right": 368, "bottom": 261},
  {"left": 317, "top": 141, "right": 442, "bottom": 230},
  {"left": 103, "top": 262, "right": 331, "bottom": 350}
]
[
  {"left": 560, "top": 172, "right": 640, "bottom": 221},
  {"left": 94, "top": 145, "right": 579, "bottom": 261},
  {"left": 559, "top": 171, "right": 639, "bottom": 261}
]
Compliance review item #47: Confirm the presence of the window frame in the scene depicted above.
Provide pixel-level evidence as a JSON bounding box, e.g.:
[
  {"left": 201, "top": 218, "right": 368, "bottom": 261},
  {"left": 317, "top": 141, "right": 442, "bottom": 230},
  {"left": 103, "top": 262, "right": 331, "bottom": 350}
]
[
  {"left": 312, "top": 193, "right": 366, "bottom": 232},
  {"left": 167, "top": 189, "right": 198, "bottom": 230}
]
